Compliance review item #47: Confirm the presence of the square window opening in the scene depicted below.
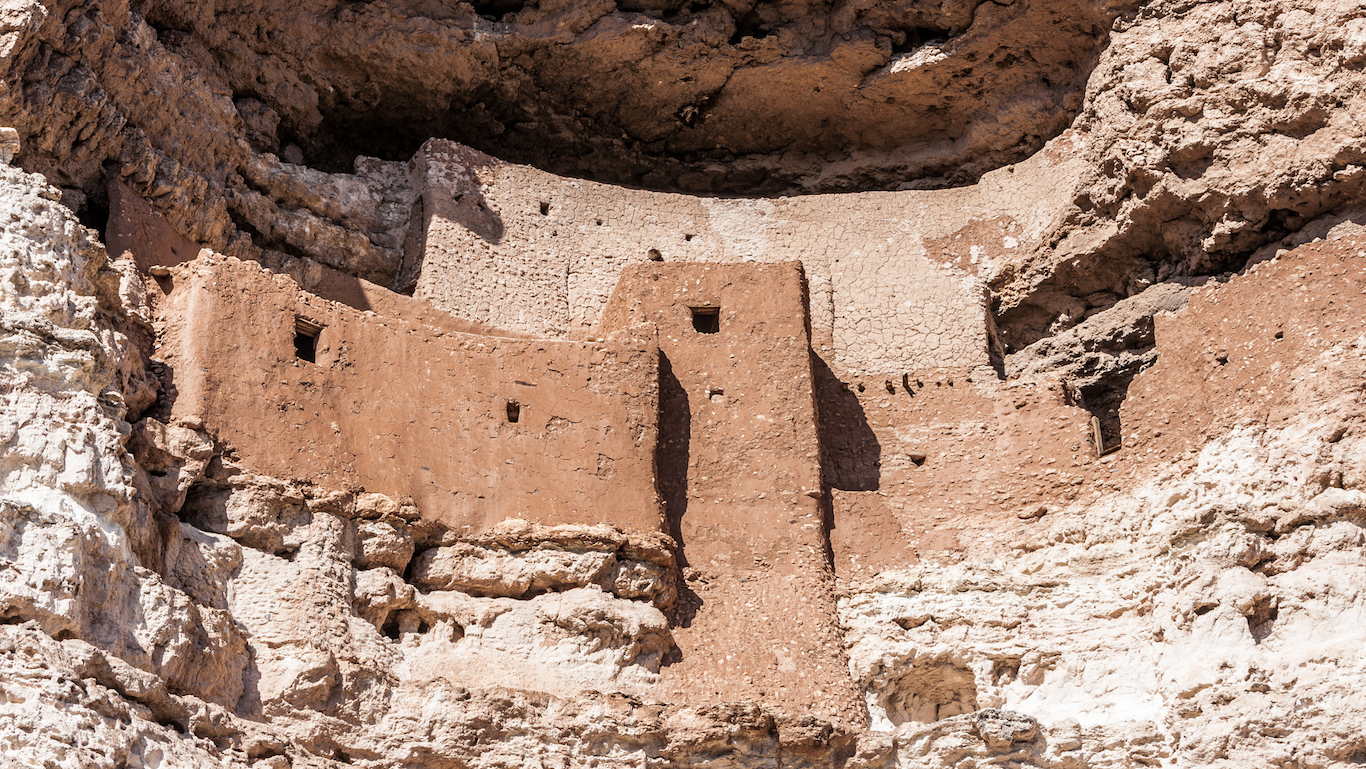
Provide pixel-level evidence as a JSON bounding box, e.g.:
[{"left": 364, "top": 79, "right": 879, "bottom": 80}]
[
  {"left": 691, "top": 307, "right": 720, "bottom": 334},
  {"left": 506, "top": 399, "right": 521, "bottom": 423},
  {"left": 294, "top": 317, "right": 324, "bottom": 363}
]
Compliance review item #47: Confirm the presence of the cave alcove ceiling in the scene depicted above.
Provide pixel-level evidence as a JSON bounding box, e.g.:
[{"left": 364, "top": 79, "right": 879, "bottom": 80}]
[{"left": 137, "top": 0, "right": 1116, "bottom": 194}]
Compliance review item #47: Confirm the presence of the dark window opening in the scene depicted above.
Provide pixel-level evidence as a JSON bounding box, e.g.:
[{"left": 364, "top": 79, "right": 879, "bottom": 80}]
[
  {"left": 647, "top": 247, "right": 663, "bottom": 261},
  {"left": 294, "top": 317, "right": 323, "bottom": 363},
  {"left": 539, "top": 201, "right": 550, "bottom": 215},
  {"left": 471, "top": 0, "right": 525, "bottom": 20},
  {"left": 506, "top": 399, "right": 521, "bottom": 423},
  {"left": 691, "top": 307, "right": 720, "bottom": 334}
]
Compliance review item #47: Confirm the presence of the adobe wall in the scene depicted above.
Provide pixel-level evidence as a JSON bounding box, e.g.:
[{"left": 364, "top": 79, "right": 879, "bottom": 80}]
[
  {"left": 154, "top": 254, "right": 663, "bottom": 535},
  {"left": 819, "top": 370, "right": 1101, "bottom": 581},
  {"left": 411, "top": 140, "right": 1010, "bottom": 376},
  {"left": 601, "top": 262, "right": 865, "bottom": 726},
  {"left": 1121, "top": 235, "right": 1366, "bottom": 463},
  {"left": 823, "top": 236, "right": 1366, "bottom": 581}
]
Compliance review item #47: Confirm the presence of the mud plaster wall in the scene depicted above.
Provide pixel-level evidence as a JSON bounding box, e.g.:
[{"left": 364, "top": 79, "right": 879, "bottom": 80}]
[
  {"left": 822, "top": 370, "right": 1100, "bottom": 581},
  {"left": 412, "top": 140, "right": 1024, "bottom": 376},
  {"left": 1121, "top": 237, "right": 1366, "bottom": 464},
  {"left": 826, "top": 238, "right": 1366, "bottom": 582},
  {"left": 601, "top": 262, "right": 865, "bottom": 726},
  {"left": 155, "top": 255, "right": 663, "bottom": 535}
]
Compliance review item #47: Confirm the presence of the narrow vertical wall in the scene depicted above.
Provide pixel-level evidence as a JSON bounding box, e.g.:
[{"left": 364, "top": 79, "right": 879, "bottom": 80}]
[{"left": 602, "top": 262, "right": 865, "bottom": 726}]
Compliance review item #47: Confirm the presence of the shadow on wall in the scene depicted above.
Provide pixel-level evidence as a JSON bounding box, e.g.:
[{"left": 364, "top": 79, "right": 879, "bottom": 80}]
[
  {"left": 656, "top": 351, "right": 702, "bottom": 633},
  {"left": 426, "top": 142, "right": 506, "bottom": 244},
  {"left": 444, "top": 191, "right": 503, "bottom": 244},
  {"left": 396, "top": 142, "right": 506, "bottom": 292},
  {"left": 812, "top": 353, "right": 881, "bottom": 492},
  {"left": 656, "top": 352, "right": 691, "bottom": 556},
  {"left": 392, "top": 196, "right": 425, "bottom": 295}
]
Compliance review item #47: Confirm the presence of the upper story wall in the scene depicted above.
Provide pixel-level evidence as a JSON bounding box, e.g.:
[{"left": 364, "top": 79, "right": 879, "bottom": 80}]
[
  {"left": 155, "top": 255, "right": 663, "bottom": 536},
  {"left": 602, "top": 261, "right": 825, "bottom": 545},
  {"left": 410, "top": 140, "right": 1002, "bottom": 376}
]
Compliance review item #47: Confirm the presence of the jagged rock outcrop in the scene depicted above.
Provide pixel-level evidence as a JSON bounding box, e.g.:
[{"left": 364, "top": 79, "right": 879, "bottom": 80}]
[
  {"left": 1003, "top": 277, "right": 1213, "bottom": 443},
  {"left": 987, "top": 0, "right": 1366, "bottom": 350}
]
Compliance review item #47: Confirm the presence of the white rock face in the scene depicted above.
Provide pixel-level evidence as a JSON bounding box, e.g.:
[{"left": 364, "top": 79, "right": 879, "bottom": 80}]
[
  {"left": 0, "top": 626, "right": 247, "bottom": 769},
  {"left": 842, "top": 339, "right": 1366, "bottom": 765},
  {"left": 0, "top": 160, "right": 259, "bottom": 762}
]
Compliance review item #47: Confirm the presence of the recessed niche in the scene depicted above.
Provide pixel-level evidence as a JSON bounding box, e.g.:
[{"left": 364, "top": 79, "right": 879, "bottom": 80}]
[
  {"left": 294, "top": 316, "right": 323, "bottom": 363},
  {"left": 691, "top": 306, "right": 720, "bottom": 334},
  {"left": 539, "top": 201, "right": 550, "bottom": 215},
  {"left": 647, "top": 248, "right": 663, "bottom": 261},
  {"left": 506, "top": 399, "right": 521, "bottom": 423}
]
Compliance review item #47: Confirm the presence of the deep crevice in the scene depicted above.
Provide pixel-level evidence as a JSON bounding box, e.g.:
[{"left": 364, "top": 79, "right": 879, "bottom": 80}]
[
  {"left": 1067, "top": 363, "right": 1147, "bottom": 454},
  {"left": 729, "top": 4, "right": 776, "bottom": 45},
  {"left": 76, "top": 187, "right": 110, "bottom": 242},
  {"left": 892, "top": 25, "right": 952, "bottom": 54}
]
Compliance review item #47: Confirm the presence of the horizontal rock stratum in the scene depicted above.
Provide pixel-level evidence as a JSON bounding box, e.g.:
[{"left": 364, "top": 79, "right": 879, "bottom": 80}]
[{"left": 2, "top": 0, "right": 1366, "bottom": 766}]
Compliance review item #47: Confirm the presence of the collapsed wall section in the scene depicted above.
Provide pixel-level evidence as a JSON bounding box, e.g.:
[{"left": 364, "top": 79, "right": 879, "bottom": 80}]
[{"left": 154, "top": 254, "right": 663, "bottom": 535}]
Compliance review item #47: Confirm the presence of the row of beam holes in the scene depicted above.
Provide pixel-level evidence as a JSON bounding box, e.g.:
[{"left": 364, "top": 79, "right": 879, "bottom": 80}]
[
  {"left": 541, "top": 201, "right": 696, "bottom": 257},
  {"left": 850, "top": 374, "right": 932, "bottom": 467},
  {"left": 851, "top": 374, "right": 936, "bottom": 397}
]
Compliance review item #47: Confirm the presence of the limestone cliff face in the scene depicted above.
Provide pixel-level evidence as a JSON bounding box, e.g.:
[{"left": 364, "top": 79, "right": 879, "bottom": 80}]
[{"left": 1, "top": 0, "right": 1366, "bottom": 766}]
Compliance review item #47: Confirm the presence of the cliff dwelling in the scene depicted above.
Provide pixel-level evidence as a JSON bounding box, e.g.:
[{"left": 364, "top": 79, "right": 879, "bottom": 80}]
[
  {"left": 3, "top": 0, "right": 1366, "bottom": 765},
  {"left": 108, "top": 136, "right": 1098, "bottom": 724}
]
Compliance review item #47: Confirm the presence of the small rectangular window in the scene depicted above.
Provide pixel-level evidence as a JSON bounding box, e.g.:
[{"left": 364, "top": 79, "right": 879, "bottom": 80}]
[
  {"left": 691, "top": 306, "right": 720, "bottom": 334},
  {"left": 294, "top": 317, "right": 323, "bottom": 363},
  {"left": 506, "top": 399, "right": 521, "bottom": 423}
]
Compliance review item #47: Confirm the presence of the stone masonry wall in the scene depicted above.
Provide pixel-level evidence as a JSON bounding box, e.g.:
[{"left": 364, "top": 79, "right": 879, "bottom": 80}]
[{"left": 412, "top": 140, "right": 1010, "bottom": 376}]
